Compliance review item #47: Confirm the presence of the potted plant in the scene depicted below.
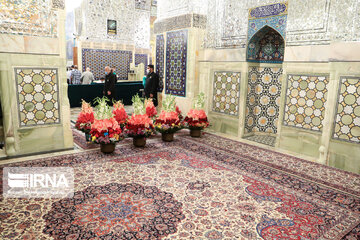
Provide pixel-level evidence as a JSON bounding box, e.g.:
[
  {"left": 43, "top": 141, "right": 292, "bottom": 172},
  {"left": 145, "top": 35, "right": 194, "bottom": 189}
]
[
  {"left": 124, "top": 95, "right": 154, "bottom": 147},
  {"left": 112, "top": 100, "right": 128, "bottom": 129},
  {"left": 183, "top": 93, "right": 209, "bottom": 137},
  {"left": 75, "top": 100, "right": 95, "bottom": 142},
  {"left": 90, "top": 97, "right": 123, "bottom": 153},
  {"left": 155, "top": 95, "right": 182, "bottom": 142}
]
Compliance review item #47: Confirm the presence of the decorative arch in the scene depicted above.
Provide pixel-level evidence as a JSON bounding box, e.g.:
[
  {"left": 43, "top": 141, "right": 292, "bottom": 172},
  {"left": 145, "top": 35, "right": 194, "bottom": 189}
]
[{"left": 247, "top": 26, "right": 285, "bottom": 63}]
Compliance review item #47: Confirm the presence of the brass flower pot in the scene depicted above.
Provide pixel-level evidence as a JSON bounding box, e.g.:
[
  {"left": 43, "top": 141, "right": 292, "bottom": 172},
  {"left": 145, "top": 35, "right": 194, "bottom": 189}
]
[
  {"left": 100, "top": 143, "right": 116, "bottom": 153},
  {"left": 190, "top": 129, "right": 201, "bottom": 138},
  {"left": 133, "top": 137, "right": 146, "bottom": 147},
  {"left": 162, "top": 133, "right": 174, "bottom": 142}
]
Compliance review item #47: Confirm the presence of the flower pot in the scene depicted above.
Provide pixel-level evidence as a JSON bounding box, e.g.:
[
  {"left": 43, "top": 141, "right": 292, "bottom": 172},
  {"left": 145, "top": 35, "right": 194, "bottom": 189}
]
[
  {"left": 162, "top": 133, "right": 174, "bottom": 142},
  {"left": 133, "top": 137, "right": 146, "bottom": 147},
  {"left": 190, "top": 129, "right": 201, "bottom": 138},
  {"left": 100, "top": 143, "right": 116, "bottom": 153},
  {"left": 85, "top": 132, "right": 91, "bottom": 142}
]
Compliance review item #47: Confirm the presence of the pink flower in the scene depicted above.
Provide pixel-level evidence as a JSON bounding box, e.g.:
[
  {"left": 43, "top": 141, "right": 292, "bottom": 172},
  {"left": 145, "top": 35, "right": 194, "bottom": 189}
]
[
  {"left": 187, "top": 109, "right": 207, "bottom": 120},
  {"left": 145, "top": 99, "right": 157, "bottom": 117},
  {"left": 91, "top": 118, "right": 120, "bottom": 132},
  {"left": 128, "top": 114, "right": 153, "bottom": 126},
  {"left": 158, "top": 111, "right": 179, "bottom": 122}
]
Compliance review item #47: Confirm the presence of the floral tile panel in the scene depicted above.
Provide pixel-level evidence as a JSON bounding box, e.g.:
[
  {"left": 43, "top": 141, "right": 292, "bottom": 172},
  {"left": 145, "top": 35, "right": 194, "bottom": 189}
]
[
  {"left": 283, "top": 75, "right": 329, "bottom": 131},
  {"left": 15, "top": 68, "right": 60, "bottom": 127},
  {"left": 333, "top": 77, "right": 360, "bottom": 143},
  {"left": 212, "top": 72, "right": 241, "bottom": 116}
]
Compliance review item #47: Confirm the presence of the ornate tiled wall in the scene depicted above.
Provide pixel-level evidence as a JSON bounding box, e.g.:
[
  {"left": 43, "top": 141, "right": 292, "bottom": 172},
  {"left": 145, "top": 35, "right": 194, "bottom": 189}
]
[
  {"left": 247, "top": 27, "right": 285, "bottom": 63},
  {"left": 82, "top": 49, "right": 132, "bottom": 80},
  {"left": 135, "top": 54, "right": 148, "bottom": 75},
  {"left": 0, "top": 0, "right": 58, "bottom": 37},
  {"left": 154, "top": 14, "right": 207, "bottom": 34},
  {"left": 205, "top": 0, "right": 360, "bottom": 48},
  {"left": 157, "top": 0, "right": 208, "bottom": 20},
  {"left": 52, "top": 0, "right": 65, "bottom": 9},
  {"left": 15, "top": 68, "right": 60, "bottom": 127},
  {"left": 283, "top": 75, "right": 329, "bottom": 131},
  {"left": 77, "top": 0, "right": 150, "bottom": 49},
  {"left": 245, "top": 67, "right": 283, "bottom": 133},
  {"left": 333, "top": 77, "right": 360, "bottom": 143},
  {"left": 156, "top": 34, "right": 165, "bottom": 92},
  {"left": 135, "top": 0, "right": 151, "bottom": 10},
  {"left": 212, "top": 72, "right": 241, "bottom": 116},
  {"left": 247, "top": 3, "right": 288, "bottom": 41},
  {"left": 134, "top": 11, "right": 151, "bottom": 49},
  {"left": 165, "top": 30, "right": 188, "bottom": 97}
]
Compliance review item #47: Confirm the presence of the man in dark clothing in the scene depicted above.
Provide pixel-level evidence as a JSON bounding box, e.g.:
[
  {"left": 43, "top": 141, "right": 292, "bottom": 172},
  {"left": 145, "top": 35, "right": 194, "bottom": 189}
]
[
  {"left": 144, "top": 65, "right": 160, "bottom": 106},
  {"left": 103, "top": 66, "right": 117, "bottom": 102}
]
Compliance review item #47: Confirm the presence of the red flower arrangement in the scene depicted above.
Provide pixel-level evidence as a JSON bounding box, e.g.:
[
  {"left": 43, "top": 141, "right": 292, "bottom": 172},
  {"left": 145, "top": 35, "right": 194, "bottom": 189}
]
[
  {"left": 183, "top": 109, "right": 210, "bottom": 130},
  {"left": 154, "top": 95, "right": 182, "bottom": 134},
  {"left": 112, "top": 101, "right": 128, "bottom": 128},
  {"left": 145, "top": 99, "right": 157, "bottom": 118},
  {"left": 125, "top": 114, "right": 154, "bottom": 138},
  {"left": 75, "top": 100, "right": 94, "bottom": 133},
  {"left": 183, "top": 93, "right": 209, "bottom": 130},
  {"left": 155, "top": 111, "right": 182, "bottom": 134},
  {"left": 90, "top": 118, "right": 122, "bottom": 144},
  {"left": 176, "top": 105, "right": 183, "bottom": 121}
]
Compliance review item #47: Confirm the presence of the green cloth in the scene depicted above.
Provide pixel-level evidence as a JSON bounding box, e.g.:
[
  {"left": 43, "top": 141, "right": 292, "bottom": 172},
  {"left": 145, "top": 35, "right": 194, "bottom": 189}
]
[{"left": 68, "top": 81, "right": 143, "bottom": 107}]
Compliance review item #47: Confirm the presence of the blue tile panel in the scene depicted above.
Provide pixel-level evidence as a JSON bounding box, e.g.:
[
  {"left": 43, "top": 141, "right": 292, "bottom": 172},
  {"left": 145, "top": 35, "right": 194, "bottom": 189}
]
[
  {"left": 156, "top": 34, "right": 165, "bottom": 92},
  {"left": 165, "top": 30, "right": 188, "bottom": 97},
  {"left": 82, "top": 49, "right": 132, "bottom": 80}
]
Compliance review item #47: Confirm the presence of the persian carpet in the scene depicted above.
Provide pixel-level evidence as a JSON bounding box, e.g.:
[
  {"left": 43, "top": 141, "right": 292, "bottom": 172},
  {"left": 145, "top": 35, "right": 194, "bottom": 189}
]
[{"left": 1, "top": 133, "right": 360, "bottom": 239}]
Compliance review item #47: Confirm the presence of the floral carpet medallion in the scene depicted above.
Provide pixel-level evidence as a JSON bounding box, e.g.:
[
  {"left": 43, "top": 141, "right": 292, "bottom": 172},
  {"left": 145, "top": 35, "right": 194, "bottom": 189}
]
[
  {"left": 1, "top": 133, "right": 360, "bottom": 239},
  {"left": 43, "top": 183, "right": 184, "bottom": 239}
]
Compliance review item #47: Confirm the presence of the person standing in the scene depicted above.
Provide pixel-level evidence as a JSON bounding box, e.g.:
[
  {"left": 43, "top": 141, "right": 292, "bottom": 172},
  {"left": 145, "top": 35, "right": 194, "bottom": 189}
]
[
  {"left": 70, "top": 65, "right": 82, "bottom": 85},
  {"left": 103, "top": 66, "right": 117, "bottom": 102},
  {"left": 80, "top": 67, "right": 95, "bottom": 84},
  {"left": 144, "top": 65, "right": 160, "bottom": 106}
]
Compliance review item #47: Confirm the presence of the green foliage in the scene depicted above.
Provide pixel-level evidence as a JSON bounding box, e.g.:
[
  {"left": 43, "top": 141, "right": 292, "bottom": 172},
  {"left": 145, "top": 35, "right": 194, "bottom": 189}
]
[
  {"left": 162, "top": 95, "right": 176, "bottom": 112},
  {"left": 193, "top": 92, "right": 206, "bottom": 109},
  {"left": 93, "top": 97, "right": 113, "bottom": 120},
  {"left": 132, "top": 94, "right": 146, "bottom": 115}
]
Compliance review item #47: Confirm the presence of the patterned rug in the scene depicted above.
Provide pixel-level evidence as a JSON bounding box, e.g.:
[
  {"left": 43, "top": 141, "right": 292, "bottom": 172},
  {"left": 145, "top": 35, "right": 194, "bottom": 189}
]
[{"left": 1, "top": 133, "right": 360, "bottom": 239}]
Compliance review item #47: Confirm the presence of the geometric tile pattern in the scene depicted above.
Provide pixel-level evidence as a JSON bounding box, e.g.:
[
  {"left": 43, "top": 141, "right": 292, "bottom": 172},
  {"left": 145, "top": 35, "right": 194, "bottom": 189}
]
[
  {"left": 15, "top": 68, "right": 60, "bottom": 127},
  {"left": 283, "top": 75, "right": 329, "bottom": 132},
  {"left": 245, "top": 67, "right": 283, "bottom": 133},
  {"left": 156, "top": 34, "right": 165, "bottom": 92},
  {"left": 247, "top": 26, "right": 285, "bottom": 63},
  {"left": 244, "top": 135, "right": 276, "bottom": 147},
  {"left": 165, "top": 30, "right": 187, "bottom": 97},
  {"left": 212, "top": 72, "right": 241, "bottom": 116},
  {"left": 52, "top": 0, "right": 65, "bottom": 9},
  {"left": 0, "top": 0, "right": 58, "bottom": 37},
  {"left": 135, "top": 54, "right": 148, "bottom": 75},
  {"left": 248, "top": 15, "right": 287, "bottom": 42},
  {"left": 82, "top": 49, "right": 133, "bottom": 80},
  {"left": 333, "top": 77, "right": 360, "bottom": 143}
]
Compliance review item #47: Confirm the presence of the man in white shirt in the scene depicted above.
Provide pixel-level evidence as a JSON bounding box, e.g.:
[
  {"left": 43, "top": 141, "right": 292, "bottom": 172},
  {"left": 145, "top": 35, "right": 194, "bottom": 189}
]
[{"left": 80, "top": 67, "right": 95, "bottom": 84}]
